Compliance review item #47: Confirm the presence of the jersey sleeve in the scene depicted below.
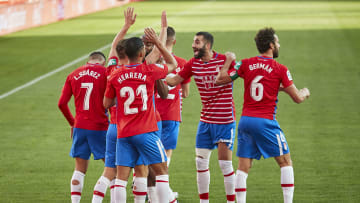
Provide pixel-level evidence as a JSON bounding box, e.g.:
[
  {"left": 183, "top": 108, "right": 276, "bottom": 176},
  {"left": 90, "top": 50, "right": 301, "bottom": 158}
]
[
  {"left": 228, "top": 60, "right": 239, "bottom": 81},
  {"left": 236, "top": 59, "right": 247, "bottom": 78},
  {"left": 105, "top": 79, "right": 116, "bottom": 99},
  {"left": 280, "top": 65, "right": 294, "bottom": 88},
  {"left": 151, "top": 64, "right": 169, "bottom": 80},
  {"left": 58, "top": 76, "right": 75, "bottom": 126},
  {"left": 107, "top": 56, "right": 118, "bottom": 67},
  {"left": 178, "top": 60, "right": 193, "bottom": 81}
]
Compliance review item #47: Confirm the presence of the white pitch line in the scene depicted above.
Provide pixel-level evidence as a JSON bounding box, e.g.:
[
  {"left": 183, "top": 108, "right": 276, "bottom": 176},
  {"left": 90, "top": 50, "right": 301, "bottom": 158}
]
[{"left": 0, "top": 0, "right": 210, "bottom": 100}]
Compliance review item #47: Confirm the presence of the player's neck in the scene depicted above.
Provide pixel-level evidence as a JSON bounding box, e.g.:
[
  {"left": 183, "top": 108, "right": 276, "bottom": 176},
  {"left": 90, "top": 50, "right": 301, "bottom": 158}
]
[
  {"left": 261, "top": 50, "right": 273, "bottom": 58},
  {"left": 129, "top": 59, "right": 142, "bottom": 64},
  {"left": 201, "top": 50, "right": 213, "bottom": 62}
]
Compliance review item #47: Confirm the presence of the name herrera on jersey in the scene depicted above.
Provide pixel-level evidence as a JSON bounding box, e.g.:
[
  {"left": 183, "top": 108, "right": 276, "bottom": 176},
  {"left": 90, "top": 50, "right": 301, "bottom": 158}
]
[
  {"left": 117, "top": 72, "right": 147, "bottom": 84},
  {"left": 74, "top": 69, "right": 101, "bottom": 80},
  {"left": 249, "top": 63, "right": 273, "bottom": 73}
]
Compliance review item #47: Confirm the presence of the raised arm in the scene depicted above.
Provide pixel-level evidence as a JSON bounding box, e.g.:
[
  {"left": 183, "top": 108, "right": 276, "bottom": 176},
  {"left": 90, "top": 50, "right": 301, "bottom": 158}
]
[
  {"left": 144, "top": 27, "right": 177, "bottom": 73},
  {"left": 145, "top": 11, "right": 167, "bottom": 64},
  {"left": 108, "top": 7, "right": 137, "bottom": 58},
  {"left": 215, "top": 52, "right": 236, "bottom": 85},
  {"left": 283, "top": 84, "right": 310, "bottom": 104}
]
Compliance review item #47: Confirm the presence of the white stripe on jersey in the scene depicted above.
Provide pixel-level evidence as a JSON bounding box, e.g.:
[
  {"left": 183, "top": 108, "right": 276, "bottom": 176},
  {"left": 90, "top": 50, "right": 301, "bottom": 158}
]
[
  {"left": 201, "top": 115, "right": 233, "bottom": 119},
  {"left": 202, "top": 111, "right": 233, "bottom": 114},
  {"left": 199, "top": 119, "right": 234, "bottom": 124},
  {"left": 190, "top": 54, "right": 234, "bottom": 124},
  {"left": 193, "top": 60, "right": 224, "bottom": 65}
]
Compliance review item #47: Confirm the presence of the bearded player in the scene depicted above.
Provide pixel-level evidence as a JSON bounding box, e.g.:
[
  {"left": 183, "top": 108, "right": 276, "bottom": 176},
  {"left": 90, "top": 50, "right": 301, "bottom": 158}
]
[
  {"left": 216, "top": 27, "right": 310, "bottom": 203},
  {"left": 166, "top": 31, "right": 237, "bottom": 203}
]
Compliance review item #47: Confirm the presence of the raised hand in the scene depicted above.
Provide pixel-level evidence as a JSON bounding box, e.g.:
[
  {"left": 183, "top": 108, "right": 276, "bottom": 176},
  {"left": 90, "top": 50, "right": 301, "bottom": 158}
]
[
  {"left": 144, "top": 27, "right": 160, "bottom": 44},
  {"left": 161, "top": 11, "right": 167, "bottom": 28},
  {"left": 124, "top": 7, "right": 136, "bottom": 26},
  {"left": 225, "top": 52, "right": 236, "bottom": 61}
]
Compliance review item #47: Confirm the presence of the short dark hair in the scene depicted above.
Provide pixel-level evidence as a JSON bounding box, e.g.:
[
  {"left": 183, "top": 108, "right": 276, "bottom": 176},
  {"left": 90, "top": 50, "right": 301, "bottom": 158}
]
[
  {"left": 196, "top": 31, "right": 214, "bottom": 49},
  {"left": 254, "top": 27, "right": 276, "bottom": 54},
  {"left": 89, "top": 51, "right": 106, "bottom": 61},
  {"left": 167, "top": 26, "right": 176, "bottom": 39},
  {"left": 125, "top": 37, "right": 144, "bottom": 60},
  {"left": 116, "top": 39, "right": 127, "bottom": 59}
]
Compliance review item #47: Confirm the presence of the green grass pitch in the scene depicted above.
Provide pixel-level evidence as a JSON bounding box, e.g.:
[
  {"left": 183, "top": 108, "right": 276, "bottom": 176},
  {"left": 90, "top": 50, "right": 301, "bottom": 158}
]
[{"left": 0, "top": 0, "right": 360, "bottom": 202}]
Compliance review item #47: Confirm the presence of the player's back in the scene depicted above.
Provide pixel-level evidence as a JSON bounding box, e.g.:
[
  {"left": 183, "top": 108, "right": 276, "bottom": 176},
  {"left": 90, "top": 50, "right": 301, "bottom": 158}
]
[
  {"left": 68, "top": 63, "right": 108, "bottom": 130},
  {"left": 155, "top": 55, "right": 187, "bottom": 122},
  {"left": 238, "top": 56, "right": 293, "bottom": 120},
  {"left": 109, "top": 63, "right": 168, "bottom": 137}
]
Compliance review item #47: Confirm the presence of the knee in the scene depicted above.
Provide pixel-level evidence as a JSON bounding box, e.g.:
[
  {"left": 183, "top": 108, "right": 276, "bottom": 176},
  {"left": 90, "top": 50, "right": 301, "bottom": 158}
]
[
  {"left": 71, "top": 179, "right": 80, "bottom": 185},
  {"left": 195, "top": 148, "right": 212, "bottom": 170},
  {"left": 219, "top": 160, "right": 234, "bottom": 175},
  {"left": 276, "top": 154, "right": 292, "bottom": 168}
]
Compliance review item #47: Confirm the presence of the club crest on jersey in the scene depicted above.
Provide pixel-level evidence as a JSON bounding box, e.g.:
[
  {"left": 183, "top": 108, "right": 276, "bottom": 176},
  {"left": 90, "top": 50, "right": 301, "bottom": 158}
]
[
  {"left": 201, "top": 75, "right": 216, "bottom": 89},
  {"left": 287, "top": 70, "right": 293, "bottom": 81},
  {"left": 107, "top": 59, "right": 117, "bottom": 66}
]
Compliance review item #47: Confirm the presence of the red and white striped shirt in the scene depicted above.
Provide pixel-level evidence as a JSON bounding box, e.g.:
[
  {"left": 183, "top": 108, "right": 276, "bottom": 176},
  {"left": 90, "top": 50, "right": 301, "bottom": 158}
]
[{"left": 178, "top": 51, "right": 236, "bottom": 124}]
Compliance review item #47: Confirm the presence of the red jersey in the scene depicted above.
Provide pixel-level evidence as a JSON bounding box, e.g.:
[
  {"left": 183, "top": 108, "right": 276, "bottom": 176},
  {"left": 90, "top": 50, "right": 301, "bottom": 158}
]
[
  {"left": 58, "top": 63, "right": 109, "bottom": 131},
  {"left": 155, "top": 55, "right": 191, "bottom": 121},
  {"left": 235, "top": 56, "right": 293, "bottom": 120},
  {"left": 106, "top": 56, "right": 123, "bottom": 124},
  {"left": 105, "top": 63, "right": 168, "bottom": 138},
  {"left": 178, "top": 51, "right": 236, "bottom": 124}
]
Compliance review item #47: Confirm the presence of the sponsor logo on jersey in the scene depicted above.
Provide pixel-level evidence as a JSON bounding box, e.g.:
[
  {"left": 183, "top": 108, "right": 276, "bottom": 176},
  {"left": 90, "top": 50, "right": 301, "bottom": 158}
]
[
  {"left": 201, "top": 75, "right": 216, "bottom": 89},
  {"left": 287, "top": 70, "right": 293, "bottom": 81}
]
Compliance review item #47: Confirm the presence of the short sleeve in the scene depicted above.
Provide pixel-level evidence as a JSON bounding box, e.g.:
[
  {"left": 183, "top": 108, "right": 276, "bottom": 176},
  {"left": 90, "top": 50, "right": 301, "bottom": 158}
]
[
  {"left": 105, "top": 79, "right": 116, "bottom": 99},
  {"left": 178, "top": 60, "right": 193, "bottom": 81},
  {"left": 107, "top": 56, "right": 118, "bottom": 67},
  {"left": 227, "top": 60, "right": 239, "bottom": 80},
  {"left": 280, "top": 65, "right": 294, "bottom": 88},
  {"left": 237, "top": 59, "right": 247, "bottom": 78},
  {"left": 151, "top": 64, "right": 169, "bottom": 80}
]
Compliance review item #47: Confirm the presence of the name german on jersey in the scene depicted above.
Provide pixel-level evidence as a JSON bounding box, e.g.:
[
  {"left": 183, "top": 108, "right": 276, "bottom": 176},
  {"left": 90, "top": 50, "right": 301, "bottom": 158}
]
[
  {"left": 249, "top": 63, "right": 273, "bottom": 73},
  {"left": 117, "top": 72, "right": 147, "bottom": 84},
  {"left": 74, "top": 69, "right": 101, "bottom": 80}
]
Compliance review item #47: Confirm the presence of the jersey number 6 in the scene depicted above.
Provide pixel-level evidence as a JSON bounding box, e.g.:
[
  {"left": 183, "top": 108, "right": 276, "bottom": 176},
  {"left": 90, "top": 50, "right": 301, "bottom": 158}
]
[{"left": 250, "top": 76, "right": 264, "bottom": 101}]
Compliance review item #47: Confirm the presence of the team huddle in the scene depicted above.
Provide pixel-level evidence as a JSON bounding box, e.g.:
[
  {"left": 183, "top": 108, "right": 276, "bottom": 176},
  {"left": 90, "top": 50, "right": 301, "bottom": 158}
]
[{"left": 58, "top": 7, "right": 310, "bottom": 203}]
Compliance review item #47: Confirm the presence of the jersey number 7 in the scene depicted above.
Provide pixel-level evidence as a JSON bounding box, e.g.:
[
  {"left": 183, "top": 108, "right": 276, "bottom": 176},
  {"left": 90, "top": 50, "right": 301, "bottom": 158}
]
[{"left": 81, "top": 83, "right": 93, "bottom": 110}]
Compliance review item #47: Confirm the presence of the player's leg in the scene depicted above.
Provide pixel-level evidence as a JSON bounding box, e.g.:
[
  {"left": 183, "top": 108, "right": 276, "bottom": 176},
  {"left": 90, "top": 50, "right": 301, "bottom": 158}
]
[
  {"left": 214, "top": 122, "right": 236, "bottom": 203},
  {"left": 160, "top": 120, "right": 180, "bottom": 201},
  {"left": 92, "top": 124, "right": 116, "bottom": 203},
  {"left": 161, "top": 120, "right": 180, "bottom": 167},
  {"left": 133, "top": 164, "right": 149, "bottom": 203},
  {"left": 235, "top": 116, "right": 262, "bottom": 203},
  {"left": 133, "top": 131, "right": 170, "bottom": 203},
  {"left": 235, "top": 157, "right": 252, "bottom": 203},
  {"left": 275, "top": 153, "right": 294, "bottom": 203},
  {"left": 114, "top": 136, "right": 140, "bottom": 203},
  {"left": 70, "top": 128, "right": 92, "bottom": 203},
  {"left": 195, "top": 121, "right": 215, "bottom": 203},
  {"left": 252, "top": 118, "right": 293, "bottom": 203}
]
